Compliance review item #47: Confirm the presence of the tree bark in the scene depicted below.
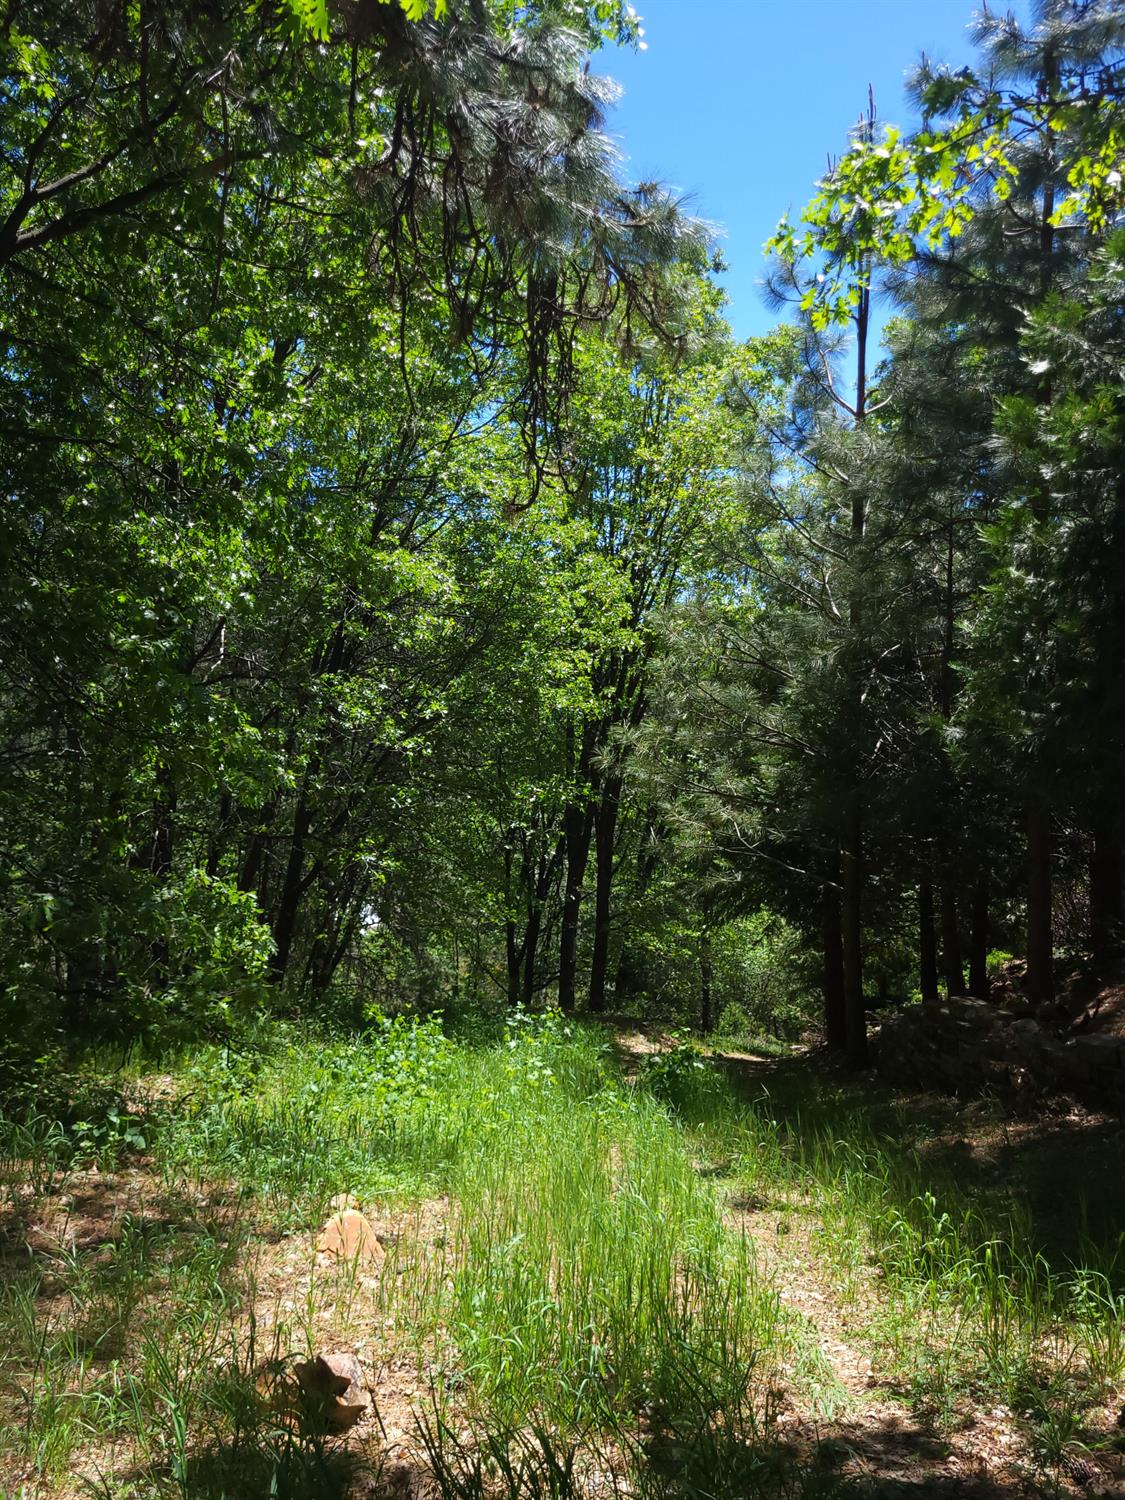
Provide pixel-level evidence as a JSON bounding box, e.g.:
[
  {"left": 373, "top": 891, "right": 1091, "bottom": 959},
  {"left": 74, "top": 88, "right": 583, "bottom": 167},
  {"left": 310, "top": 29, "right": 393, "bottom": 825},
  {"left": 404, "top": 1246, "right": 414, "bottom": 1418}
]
[
  {"left": 558, "top": 802, "right": 593, "bottom": 1012},
  {"left": 919, "top": 873, "right": 939, "bottom": 1004},
  {"left": 521, "top": 906, "right": 542, "bottom": 1006},
  {"left": 505, "top": 916, "right": 523, "bottom": 1006},
  {"left": 823, "top": 881, "right": 847, "bottom": 1049},
  {"left": 968, "top": 877, "right": 990, "bottom": 998},
  {"left": 1023, "top": 53, "right": 1058, "bottom": 1011},
  {"left": 839, "top": 192, "right": 872, "bottom": 1070},
  {"left": 148, "top": 766, "right": 176, "bottom": 880},
  {"left": 940, "top": 880, "right": 964, "bottom": 997},
  {"left": 504, "top": 843, "right": 523, "bottom": 1005},
  {"left": 587, "top": 775, "right": 621, "bottom": 1014},
  {"left": 270, "top": 780, "right": 314, "bottom": 983}
]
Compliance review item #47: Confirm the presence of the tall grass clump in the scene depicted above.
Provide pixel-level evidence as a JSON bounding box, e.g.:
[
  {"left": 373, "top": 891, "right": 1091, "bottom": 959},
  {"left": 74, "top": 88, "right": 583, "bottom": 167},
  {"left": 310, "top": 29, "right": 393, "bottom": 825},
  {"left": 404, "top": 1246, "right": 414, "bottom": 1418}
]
[
  {"left": 429, "top": 1013, "right": 787, "bottom": 1435},
  {"left": 135, "top": 1014, "right": 799, "bottom": 1461}
]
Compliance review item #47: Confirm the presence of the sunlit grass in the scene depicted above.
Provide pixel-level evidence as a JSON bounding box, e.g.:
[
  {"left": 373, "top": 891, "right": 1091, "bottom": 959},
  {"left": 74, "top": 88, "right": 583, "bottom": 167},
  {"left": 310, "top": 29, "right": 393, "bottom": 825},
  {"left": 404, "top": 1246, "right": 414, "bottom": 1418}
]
[
  {"left": 0, "top": 1017, "right": 812, "bottom": 1496},
  {"left": 0, "top": 1018, "right": 1121, "bottom": 1495}
]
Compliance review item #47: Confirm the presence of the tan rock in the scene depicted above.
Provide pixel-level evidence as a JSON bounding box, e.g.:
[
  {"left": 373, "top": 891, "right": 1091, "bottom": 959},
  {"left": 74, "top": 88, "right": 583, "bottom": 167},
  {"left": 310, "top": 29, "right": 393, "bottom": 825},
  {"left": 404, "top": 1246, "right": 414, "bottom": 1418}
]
[
  {"left": 315, "top": 1207, "right": 384, "bottom": 1265},
  {"left": 328, "top": 1192, "right": 360, "bottom": 1213}
]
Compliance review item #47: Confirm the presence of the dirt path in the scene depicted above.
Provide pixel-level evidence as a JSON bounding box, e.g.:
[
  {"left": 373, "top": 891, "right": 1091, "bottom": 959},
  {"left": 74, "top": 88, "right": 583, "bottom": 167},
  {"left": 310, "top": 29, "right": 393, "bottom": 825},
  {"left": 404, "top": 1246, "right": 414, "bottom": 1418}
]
[
  {"left": 699, "top": 1048, "right": 1115, "bottom": 1498},
  {"left": 730, "top": 1192, "right": 1041, "bottom": 1496}
]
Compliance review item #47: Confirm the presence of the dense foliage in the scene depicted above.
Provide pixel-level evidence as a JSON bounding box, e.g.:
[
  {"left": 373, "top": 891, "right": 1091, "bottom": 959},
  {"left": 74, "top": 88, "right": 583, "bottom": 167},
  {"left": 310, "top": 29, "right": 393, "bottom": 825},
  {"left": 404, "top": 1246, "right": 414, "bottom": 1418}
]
[{"left": 3, "top": 0, "right": 1125, "bottom": 1067}]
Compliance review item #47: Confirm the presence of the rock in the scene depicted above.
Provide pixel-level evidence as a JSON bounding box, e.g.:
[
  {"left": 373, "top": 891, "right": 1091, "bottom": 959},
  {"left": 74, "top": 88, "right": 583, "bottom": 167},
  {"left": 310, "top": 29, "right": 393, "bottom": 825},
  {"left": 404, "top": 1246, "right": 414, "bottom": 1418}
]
[
  {"left": 1071, "top": 1034, "right": 1123, "bottom": 1065},
  {"left": 260, "top": 1351, "right": 370, "bottom": 1433},
  {"left": 294, "top": 1352, "right": 370, "bottom": 1430},
  {"left": 316, "top": 1208, "right": 384, "bottom": 1265},
  {"left": 329, "top": 1191, "right": 361, "bottom": 1213}
]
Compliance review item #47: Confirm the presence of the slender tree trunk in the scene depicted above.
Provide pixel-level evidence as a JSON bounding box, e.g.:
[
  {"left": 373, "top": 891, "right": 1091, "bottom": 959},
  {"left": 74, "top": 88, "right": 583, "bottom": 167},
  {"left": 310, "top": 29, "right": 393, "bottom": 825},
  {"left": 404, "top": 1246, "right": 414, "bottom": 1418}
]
[
  {"left": 270, "top": 782, "right": 313, "bottom": 982},
  {"left": 206, "top": 791, "right": 232, "bottom": 878},
  {"left": 588, "top": 776, "right": 621, "bottom": 1014},
  {"left": 839, "top": 206, "right": 872, "bottom": 1069},
  {"left": 521, "top": 907, "right": 542, "bottom": 1006},
  {"left": 1024, "top": 57, "right": 1058, "bottom": 1009},
  {"left": 699, "top": 929, "right": 714, "bottom": 1035},
  {"left": 823, "top": 881, "right": 847, "bottom": 1049},
  {"left": 968, "top": 877, "right": 990, "bottom": 998},
  {"left": 505, "top": 918, "right": 522, "bottom": 1006},
  {"left": 940, "top": 880, "right": 964, "bottom": 997},
  {"left": 558, "top": 803, "right": 593, "bottom": 1012},
  {"left": 1026, "top": 804, "right": 1054, "bottom": 1006},
  {"left": 504, "top": 844, "right": 522, "bottom": 1005},
  {"left": 934, "top": 513, "right": 966, "bottom": 1004},
  {"left": 840, "top": 181, "right": 882, "bottom": 1074},
  {"left": 919, "top": 873, "right": 939, "bottom": 1004}
]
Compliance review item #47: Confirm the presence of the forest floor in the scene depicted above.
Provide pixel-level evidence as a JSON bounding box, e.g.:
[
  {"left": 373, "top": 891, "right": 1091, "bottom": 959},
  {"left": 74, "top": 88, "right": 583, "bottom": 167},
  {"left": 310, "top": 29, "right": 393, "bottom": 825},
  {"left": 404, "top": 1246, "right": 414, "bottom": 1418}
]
[
  {"left": 0, "top": 1016, "right": 1122, "bottom": 1499},
  {"left": 615, "top": 1028, "right": 1125, "bottom": 1498}
]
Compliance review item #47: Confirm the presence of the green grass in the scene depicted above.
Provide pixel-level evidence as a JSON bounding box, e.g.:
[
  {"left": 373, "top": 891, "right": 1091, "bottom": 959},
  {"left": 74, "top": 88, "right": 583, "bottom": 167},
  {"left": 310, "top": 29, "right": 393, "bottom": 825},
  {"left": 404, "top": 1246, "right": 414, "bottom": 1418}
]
[
  {"left": 688, "top": 1061, "right": 1125, "bottom": 1482},
  {"left": 0, "top": 1015, "right": 835, "bottom": 1498},
  {"left": 0, "top": 1014, "right": 1121, "bottom": 1496}
]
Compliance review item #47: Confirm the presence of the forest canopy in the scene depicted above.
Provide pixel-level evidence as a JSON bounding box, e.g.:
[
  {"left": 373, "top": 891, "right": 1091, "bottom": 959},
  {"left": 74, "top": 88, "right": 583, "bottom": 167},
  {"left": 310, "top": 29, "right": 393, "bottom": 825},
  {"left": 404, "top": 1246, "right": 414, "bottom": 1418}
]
[{"left": 4, "top": 0, "right": 1125, "bottom": 1073}]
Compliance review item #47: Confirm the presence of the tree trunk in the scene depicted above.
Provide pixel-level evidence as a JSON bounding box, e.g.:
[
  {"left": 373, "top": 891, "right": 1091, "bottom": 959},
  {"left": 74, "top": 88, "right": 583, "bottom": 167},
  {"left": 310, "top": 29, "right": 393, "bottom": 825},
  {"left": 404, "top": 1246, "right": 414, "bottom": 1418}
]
[
  {"left": 919, "top": 873, "right": 939, "bottom": 1004},
  {"left": 1026, "top": 804, "right": 1054, "bottom": 1005},
  {"left": 839, "top": 207, "right": 871, "bottom": 1070},
  {"left": 504, "top": 843, "right": 522, "bottom": 1005},
  {"left": 968, "top": 877, "right": 990, "bottom": 998},
  {"left": 841, "top": 802, "right": 867, "bottom": 1066},
  {"left": 1023, "top": 59, "right": 1057, "bottom": 1011},
  {"left": 206, "top": 791, "right": 232, "bottom": 878},
  {"left": 940, "top": 880, "right": 964, "bottom": 997},
  {"left": 521, "top": 906, "right": 542, "bottom": 1006},
  {"left": 270, "top": 783, "right": 313, "bottom": 983},
  {"left": 1090, "top": 820, "right": 1123, "bottom": 978},
  {"left": 699, "top": 929, "right": 714, "bottom": 1035},
  {"left": 822, "top": 880, "right": 847, "bottom": 1049},
  {"left": 148, "top": 761, "right": 176, "bottom": 879},
  {"left": 558, "top": 803, "right": 593, "bottom": 1012},
  {"left": 587, "top": 776, "right": 621, "bottom": 1014},
  {"left": 505, "top": 916, "right": 522, "bottom": 1006}
]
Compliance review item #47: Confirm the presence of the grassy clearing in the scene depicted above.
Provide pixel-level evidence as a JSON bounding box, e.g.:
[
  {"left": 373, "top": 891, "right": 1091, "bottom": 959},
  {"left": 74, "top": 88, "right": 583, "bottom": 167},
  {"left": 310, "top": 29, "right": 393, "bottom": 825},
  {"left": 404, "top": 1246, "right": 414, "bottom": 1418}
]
[
  {"left": 0, "top": 1017, "right": 1122, "bottom": 1497},
  {"left": 0, "top": 1016, "right": 828, "bottom": 1498}
]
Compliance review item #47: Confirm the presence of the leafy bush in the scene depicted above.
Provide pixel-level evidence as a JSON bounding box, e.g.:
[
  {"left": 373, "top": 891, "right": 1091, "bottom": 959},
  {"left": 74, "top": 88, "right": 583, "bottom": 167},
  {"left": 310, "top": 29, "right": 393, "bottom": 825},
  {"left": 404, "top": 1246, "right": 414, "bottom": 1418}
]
[
  {"left": 637, "top": 1035, "right": 722, "bottom": 1117},
  {"left": 987, "top": 948, "right": 1017, "bottom": 976}
]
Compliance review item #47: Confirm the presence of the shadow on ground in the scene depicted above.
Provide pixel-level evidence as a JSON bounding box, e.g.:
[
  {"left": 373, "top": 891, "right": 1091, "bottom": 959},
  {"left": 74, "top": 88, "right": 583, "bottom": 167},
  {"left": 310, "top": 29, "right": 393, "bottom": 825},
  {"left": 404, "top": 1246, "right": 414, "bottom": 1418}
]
[{"left": 713, "top": 1045, "right": 1125, "bottom": 1288}]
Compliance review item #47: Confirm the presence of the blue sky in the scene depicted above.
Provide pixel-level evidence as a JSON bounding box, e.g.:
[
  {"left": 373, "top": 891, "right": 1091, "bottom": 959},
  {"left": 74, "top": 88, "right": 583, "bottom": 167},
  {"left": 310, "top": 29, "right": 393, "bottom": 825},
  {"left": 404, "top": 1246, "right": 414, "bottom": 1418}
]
[{"left": 604, "top": 0, "right": 1031, "bottom": 340}]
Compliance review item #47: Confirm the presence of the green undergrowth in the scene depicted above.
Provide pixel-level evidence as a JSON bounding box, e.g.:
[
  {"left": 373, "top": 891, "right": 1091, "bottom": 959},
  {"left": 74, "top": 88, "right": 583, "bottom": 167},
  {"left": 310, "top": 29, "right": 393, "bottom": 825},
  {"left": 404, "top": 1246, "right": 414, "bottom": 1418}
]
[
  {"left": 0, "top": 1016, "right": 1121, "bottom": 1496},
  {"left": 0, "top": 1015, "right": 841, "bottom": 1498}
]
